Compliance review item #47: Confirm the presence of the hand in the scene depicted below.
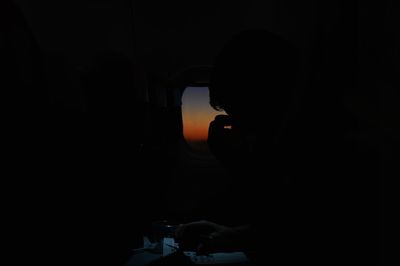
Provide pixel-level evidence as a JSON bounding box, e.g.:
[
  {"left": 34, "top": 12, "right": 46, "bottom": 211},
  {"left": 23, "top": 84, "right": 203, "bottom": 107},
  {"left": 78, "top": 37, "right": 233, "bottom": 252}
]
[
  {"left": 175, "top": 220, "right": 247, "bottom": 255},
  {"left": 207, "top": 115, "right": 244, "bottom": 166}
]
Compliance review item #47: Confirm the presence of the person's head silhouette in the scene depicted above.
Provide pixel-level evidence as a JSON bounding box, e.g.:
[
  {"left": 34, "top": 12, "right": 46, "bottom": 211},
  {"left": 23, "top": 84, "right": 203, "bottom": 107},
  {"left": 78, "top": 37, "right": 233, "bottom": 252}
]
[{"left": 209, "top": 29, "right": 298, "bottom": 132}]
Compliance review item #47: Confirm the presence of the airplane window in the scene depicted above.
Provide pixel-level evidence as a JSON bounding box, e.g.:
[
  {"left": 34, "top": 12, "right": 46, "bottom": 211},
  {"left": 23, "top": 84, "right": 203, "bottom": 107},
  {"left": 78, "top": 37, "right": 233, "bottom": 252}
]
[{"left": 181, "top": 87, "right": 225, "bottom": 153}]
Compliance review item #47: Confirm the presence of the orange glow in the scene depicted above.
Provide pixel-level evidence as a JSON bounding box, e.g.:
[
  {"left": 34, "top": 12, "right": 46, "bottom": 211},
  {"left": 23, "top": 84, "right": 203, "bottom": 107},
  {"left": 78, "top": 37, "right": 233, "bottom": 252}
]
[
  {"left": 182, "top": 87, "right": 224, "bottom": 145},
  {"left": 184, "top": 117, "right": 212, "bottom": 142}
]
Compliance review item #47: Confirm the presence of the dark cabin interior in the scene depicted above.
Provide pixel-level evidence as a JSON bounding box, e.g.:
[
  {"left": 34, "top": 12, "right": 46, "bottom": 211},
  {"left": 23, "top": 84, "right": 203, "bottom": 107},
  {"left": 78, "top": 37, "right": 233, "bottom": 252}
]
[{"left": 2, "top": 0, "right": 395, "bottom": 265}]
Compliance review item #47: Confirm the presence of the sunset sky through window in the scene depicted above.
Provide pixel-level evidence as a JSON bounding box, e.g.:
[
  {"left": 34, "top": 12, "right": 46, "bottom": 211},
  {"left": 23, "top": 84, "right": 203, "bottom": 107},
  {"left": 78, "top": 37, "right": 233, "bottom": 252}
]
[{"left": 182, "top": 87, "right": 224, "bottom": 148}]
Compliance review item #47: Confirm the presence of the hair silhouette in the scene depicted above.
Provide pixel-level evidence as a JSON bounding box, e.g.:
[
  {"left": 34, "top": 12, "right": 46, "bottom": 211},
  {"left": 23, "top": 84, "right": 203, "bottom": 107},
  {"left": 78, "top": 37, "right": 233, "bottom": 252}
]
[{"left": 209, "top": 29, "right": 298, "bottom": 128}]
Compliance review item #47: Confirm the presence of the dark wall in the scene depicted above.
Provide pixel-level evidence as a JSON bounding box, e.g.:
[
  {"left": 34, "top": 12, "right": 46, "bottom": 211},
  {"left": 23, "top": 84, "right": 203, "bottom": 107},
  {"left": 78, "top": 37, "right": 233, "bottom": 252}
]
[
  {"left": 14, "top": 0, "right": 135, "bottom": 65},
  {"left": 13, "top": 0, "right": 136, "bottom": 110}
]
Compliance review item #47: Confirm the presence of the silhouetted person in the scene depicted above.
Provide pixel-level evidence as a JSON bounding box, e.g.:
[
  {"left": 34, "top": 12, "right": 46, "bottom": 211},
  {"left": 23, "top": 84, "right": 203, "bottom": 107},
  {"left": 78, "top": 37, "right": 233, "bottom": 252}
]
[
  {"left": 176, "top": 29, "right": 376, "bottom": 265},
  {"left": 176, "top": 29, "right": 299, "bottom": 265}
]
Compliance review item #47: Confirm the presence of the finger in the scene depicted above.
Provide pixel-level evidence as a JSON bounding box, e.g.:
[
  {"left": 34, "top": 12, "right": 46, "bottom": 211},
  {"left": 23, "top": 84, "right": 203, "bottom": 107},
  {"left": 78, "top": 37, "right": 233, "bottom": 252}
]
[
  {"left": 211, "top": 116, "right": 232, "bottom": 126},
  {"left": 209, "top": 231, "right": 220, "bottom": 239},
  {"left": 197, "top": 234, "right": 217, "bottom": 255},
  {"left": 214, "top": 115, "right": 231, "bottom": 123},
  {"left": 196, "top": 243, "right": 208, "bottom": 255},
  {"left": 183, "top": 220, "right": 211, "bottom": 228},
  {"left": 196, "top": 240, "right": 211, "bottom": 255},
  {"left": 209, "top": 121, "right": 230, "bottom": 138},
  {"left": 175, "top": 224, "right": 186, "bottom": 239},
  {"left": 176, "top": 221, "right": 213, "bottom": 240}
]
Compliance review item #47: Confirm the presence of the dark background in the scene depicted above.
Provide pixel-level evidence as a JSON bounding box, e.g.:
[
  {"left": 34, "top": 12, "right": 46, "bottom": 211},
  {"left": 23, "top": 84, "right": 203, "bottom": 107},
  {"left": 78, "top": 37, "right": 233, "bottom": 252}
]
[{"left": 2, "top": 0, "right": 395, "bottom": 265}]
